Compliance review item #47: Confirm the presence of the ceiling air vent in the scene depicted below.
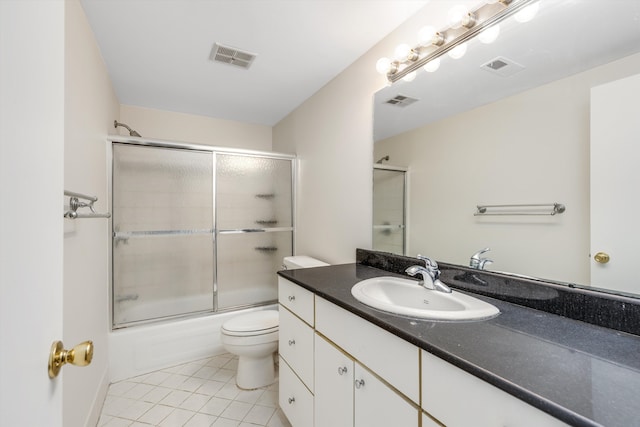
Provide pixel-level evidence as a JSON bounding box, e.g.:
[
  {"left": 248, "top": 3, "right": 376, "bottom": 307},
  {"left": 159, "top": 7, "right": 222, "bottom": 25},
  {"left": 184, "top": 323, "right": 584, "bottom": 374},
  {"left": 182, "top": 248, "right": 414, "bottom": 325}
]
[
  {"left": 384, "top": 94, "right": 419, "bottom": 107},
  {"left": 480, "top": 56, "right": 525, "bottom": 77},
  {"left": 209, "top": 43, "right": 257, "bottom": 70}
]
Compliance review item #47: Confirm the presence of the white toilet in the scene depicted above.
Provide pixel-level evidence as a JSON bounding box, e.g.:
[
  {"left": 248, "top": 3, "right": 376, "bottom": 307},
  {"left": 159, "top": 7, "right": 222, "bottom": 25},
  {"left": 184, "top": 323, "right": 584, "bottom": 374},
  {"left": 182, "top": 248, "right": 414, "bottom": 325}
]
[
  {"left": 220, "top": 255, "right": 328, "bottom": 390},
  {"left": 221, "top": 310, "right": 279, "bottom": 389}
]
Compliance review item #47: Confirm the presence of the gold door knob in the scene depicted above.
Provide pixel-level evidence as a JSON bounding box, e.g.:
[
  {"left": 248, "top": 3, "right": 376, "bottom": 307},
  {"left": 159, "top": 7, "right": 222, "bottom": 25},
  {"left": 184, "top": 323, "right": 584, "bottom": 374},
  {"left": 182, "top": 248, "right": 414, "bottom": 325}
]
[
  {"left": 48, "top": 340, "right": 93, "bottom": 379},
  {"left": 594, "top": 252, "right": 610, "bottom": 264}
]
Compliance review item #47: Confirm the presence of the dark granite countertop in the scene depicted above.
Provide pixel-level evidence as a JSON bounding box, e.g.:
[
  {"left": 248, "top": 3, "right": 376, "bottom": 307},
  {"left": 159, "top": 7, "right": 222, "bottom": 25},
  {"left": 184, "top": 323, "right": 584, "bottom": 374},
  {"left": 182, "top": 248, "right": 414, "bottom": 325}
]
[{"left": 278, "top": 263, "right": 640, "bottom": 427}]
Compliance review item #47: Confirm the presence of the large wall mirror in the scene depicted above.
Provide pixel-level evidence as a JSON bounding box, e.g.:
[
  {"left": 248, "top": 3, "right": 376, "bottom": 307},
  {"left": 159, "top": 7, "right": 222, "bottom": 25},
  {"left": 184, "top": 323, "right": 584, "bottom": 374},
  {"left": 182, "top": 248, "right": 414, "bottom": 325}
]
[{"left": 373, "top": 0, "right": 640, "bottom": 297}]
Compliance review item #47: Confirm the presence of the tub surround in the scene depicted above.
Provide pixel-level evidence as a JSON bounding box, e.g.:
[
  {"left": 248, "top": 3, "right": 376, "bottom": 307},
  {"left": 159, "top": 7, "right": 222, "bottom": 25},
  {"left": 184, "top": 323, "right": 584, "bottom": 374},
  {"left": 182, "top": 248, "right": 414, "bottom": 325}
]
[
  {"left": 279, "top": 253, "right": 640, "bottom": 427},
  {"left": 108, "top": 305, "right": 277, "bottom": 382}
]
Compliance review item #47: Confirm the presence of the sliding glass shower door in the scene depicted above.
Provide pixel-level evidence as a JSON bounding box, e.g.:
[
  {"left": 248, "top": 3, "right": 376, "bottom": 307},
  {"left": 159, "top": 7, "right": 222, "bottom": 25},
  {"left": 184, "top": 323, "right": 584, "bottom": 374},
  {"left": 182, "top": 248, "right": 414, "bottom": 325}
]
[
  {"left": 112, "top": 144, "right": 214, "bottom": 326},
  {"left": 215, "top": 153, "right": 293, "bottom": 310},
  {"left": 111, "top": 142, "right": 295, "bottom": 328}
]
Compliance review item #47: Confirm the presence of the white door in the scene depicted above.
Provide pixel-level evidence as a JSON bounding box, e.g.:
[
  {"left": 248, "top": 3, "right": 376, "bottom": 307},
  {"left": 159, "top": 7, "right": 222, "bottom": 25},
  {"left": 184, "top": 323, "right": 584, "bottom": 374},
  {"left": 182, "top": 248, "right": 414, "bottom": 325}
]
[
  {"left": 590, "top": 73, "right": 640, "bottom": 293},
  {"left": 0, "top": 1, "right": 65, "bottom": 426}
]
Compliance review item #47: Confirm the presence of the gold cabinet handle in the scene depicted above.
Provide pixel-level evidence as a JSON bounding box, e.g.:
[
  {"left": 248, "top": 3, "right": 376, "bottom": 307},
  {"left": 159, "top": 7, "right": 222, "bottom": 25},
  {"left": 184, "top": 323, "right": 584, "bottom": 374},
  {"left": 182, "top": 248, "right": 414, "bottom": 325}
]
[
  {"left": 594, "top": 252, "right": 610, "bottom": 264},
  {"left": 48, "top": 340, "right": 93, "bottom": 379}
]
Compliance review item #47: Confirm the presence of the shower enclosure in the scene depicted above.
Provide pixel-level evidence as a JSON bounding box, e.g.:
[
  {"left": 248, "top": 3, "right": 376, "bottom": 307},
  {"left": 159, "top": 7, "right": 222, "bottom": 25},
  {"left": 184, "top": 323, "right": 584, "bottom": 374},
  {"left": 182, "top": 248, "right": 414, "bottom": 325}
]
[
  {"left": 111, "top": 142, "right": 294, "bottom": 328},
  {"left": 372, "top": 164, "right": 407, "bottom": 255}
]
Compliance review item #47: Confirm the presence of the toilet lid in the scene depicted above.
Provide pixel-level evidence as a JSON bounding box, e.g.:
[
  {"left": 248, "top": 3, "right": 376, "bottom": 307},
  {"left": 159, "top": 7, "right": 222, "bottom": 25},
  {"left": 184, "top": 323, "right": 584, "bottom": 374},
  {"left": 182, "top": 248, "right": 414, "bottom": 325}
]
[{"left": 221, "top": 310, "right": 279, "bottom": 334}]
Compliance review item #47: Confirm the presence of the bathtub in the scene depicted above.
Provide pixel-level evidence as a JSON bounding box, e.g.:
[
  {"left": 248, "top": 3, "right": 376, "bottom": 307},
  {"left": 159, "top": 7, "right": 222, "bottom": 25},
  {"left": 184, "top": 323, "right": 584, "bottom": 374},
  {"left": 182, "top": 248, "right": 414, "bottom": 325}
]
[{"left": 108, "top": 303, "right": 278, "bottom": 382}]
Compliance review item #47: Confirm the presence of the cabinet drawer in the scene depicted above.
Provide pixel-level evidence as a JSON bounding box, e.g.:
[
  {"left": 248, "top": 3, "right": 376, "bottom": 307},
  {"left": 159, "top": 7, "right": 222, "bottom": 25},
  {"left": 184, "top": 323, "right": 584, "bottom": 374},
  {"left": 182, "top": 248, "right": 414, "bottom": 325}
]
[
  {"left": 421, "top": 350, "right": 569, "bottom": 427},
  {"left": 315, "top": 296, "right": 419, "bottom": 404},
  {"left": 279, "top": 356, "right": 313, "bottom": 427},
  {"left": 278, "top": 277, "right": 314, "bottom": 326},
  {"left": 279, "top": 305, "right": 314, "bottom": 390}
]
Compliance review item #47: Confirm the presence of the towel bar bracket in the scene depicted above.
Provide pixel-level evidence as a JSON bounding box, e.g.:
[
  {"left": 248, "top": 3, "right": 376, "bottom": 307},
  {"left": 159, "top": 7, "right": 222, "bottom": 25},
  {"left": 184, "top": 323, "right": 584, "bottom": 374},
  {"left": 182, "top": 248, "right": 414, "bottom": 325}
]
[{"left": 64, "top": 190, "right": 111, "bottom": 219}]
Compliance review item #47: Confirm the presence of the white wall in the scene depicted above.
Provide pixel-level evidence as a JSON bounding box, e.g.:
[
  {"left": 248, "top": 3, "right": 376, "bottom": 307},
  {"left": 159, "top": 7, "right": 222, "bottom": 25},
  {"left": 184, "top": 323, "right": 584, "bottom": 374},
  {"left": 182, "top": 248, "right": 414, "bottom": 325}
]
[
  {"left": 119, "top": 104, "right": 272, "bottom": 151},
  {"left": 63, "top": 1, "right": 120, "bottom": 426},
  {"left": 272, "top": 2, "right": 465, "bottom": 264},
  {"left": 375, "top": 52, "right": 640, "bottom": 285},
  {"left": 272, "top": 64, "right": 375, "bottom": 263}
]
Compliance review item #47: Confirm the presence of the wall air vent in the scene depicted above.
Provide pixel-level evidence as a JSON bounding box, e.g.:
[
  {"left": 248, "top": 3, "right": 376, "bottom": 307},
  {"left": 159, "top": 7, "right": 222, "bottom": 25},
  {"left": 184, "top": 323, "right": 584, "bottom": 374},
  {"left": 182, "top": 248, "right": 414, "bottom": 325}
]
[
  {"left": 480, "top": 56, "right": 525, "bottom": 77},
  {"left": 384, "top": 94, "right": 419, "bottom": 107},
  {"left": 209, "top": 43, "right": 257, "bottom": 70}
]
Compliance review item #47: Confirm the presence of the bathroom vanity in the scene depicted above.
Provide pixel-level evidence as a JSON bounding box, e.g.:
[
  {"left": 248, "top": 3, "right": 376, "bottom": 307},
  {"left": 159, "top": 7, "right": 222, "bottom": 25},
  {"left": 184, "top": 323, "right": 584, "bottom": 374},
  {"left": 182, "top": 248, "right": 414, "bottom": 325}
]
[{"left": 277, "top": 256, "right": 640, "bottom": 427}]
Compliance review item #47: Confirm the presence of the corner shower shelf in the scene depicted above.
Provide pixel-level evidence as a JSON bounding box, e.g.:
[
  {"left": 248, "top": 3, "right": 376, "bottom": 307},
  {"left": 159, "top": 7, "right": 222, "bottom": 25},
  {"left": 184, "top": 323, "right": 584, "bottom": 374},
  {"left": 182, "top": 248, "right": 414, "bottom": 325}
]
[
  {"left": 255, "top": 220, "right": 279, "bottom": 226},
  {"left": 255, "top": 193, "right": 275, "bottom": 199}
]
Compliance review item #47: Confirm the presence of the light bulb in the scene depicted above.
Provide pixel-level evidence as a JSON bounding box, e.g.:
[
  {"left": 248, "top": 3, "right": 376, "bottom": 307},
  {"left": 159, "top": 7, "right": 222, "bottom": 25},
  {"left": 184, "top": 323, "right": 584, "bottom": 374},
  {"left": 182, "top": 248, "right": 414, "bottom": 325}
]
[
  {"left": 418, "top": 26, "right": 437, "bottom": 46},
  {"left": 402, "top": 71, "right": 417, "bottom": 82},
  {"left": 448, "top": 43, "right": 467, "bottom": 59},
  {"left": 376, "top": 57, "right": 392, "bottom": 75},
  {"left": 423, "top": 58, "right": 440, "bottom": 73},
  {"left": 478, "top": 25, "right": 500, "bottom": 44},
  {"left": 394, "top": 43, "right": 412, "bottom": 61},
  {"left": 514, "top": 2, "right": 539, "bottom": 23},
  {"left": 448, "top": 5, "right": 469, "bottom": 28}
]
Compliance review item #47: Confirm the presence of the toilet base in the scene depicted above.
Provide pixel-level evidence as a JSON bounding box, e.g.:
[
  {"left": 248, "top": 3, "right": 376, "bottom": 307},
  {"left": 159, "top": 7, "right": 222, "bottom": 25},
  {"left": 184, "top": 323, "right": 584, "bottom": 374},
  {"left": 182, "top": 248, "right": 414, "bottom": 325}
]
[{"left": 236, "top": 353, "right": 276, "bottom": 390}]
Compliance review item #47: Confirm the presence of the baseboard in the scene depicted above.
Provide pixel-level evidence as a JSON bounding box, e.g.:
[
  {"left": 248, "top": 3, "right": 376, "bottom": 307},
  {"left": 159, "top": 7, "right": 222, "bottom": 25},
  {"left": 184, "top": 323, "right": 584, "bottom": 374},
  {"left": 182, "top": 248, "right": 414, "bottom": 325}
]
[{"left": 84, "top": 366, "right": 109, "bottom": 427}]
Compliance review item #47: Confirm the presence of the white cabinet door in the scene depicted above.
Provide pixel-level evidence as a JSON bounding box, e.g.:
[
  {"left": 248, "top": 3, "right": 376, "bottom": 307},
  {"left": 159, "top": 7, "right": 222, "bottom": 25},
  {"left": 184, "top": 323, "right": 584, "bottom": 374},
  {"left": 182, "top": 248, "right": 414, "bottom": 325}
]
[
  {"left": 354, "top": 363, "right": 418, "bottom": 427},
  {"left": 314, "top": 334, "right": 353, "bottom": 427},
  {"left": 315, "top": 296, "right": 419, "bottom": 403}
]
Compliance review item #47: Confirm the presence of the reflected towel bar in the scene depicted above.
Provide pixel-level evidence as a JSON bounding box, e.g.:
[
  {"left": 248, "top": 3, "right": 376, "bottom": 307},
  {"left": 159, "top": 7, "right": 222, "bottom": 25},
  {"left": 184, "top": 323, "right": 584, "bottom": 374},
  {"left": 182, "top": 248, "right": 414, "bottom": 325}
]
[
  {"left": 475, "top": 203, "right": 566, "bottom": 216},
  {"left": 255, "top": 246, "right": 278, "bottom": 252},
  {"left": 64, "top": 190, "right": 111, "bottom": 219}
]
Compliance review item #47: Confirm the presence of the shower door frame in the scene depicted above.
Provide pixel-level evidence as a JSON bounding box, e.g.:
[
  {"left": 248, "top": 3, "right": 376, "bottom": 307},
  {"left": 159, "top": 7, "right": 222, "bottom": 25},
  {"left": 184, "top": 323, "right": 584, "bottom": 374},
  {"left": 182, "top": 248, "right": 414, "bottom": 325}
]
[
  {"left": 373, "top": 164, "right": 408, "bottom": 256},
  {"left": 108, "top": 136, "right": 296, "bottom": 329}
]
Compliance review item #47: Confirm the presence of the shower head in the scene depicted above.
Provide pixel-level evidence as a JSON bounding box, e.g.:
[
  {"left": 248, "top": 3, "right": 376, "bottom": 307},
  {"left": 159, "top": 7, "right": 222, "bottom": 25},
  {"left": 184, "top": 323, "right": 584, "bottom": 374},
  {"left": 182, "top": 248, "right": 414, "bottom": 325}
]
[
  {"left": 375, "top": 155, "right": 390, "bottom": 164},
  {"left": 114, "top": 120, "right": 142, "bottom": 137}
]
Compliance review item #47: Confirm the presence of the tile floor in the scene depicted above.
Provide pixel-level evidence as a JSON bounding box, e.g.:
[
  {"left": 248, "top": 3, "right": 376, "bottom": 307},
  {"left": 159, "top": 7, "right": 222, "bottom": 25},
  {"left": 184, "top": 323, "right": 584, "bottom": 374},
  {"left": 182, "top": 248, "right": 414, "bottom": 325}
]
[{"left": 97, "top": 353, "right": 291, "bottom": 427}]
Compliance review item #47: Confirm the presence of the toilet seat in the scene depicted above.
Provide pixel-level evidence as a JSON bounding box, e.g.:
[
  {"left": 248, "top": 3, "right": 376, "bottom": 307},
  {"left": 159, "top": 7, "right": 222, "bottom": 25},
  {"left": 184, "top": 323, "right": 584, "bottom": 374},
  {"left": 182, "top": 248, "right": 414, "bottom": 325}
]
[{"left": 221, "top": 310, "right": 279, "bottom": 337}]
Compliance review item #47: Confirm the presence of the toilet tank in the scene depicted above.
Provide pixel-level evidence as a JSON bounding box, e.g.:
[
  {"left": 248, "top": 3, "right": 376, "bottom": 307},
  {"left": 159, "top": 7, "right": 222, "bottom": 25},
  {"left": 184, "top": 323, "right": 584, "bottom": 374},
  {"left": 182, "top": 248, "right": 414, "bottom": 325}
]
[{"left": 283, "top": 255, "right": 329, "bottom": 269}]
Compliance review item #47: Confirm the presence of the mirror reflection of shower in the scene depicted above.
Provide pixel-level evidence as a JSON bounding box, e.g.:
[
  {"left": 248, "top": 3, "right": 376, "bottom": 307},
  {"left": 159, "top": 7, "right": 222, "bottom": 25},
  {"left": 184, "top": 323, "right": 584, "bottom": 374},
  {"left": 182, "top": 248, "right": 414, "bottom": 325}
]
[{"left": 372, "top": 163, "right": 407, "bottom": 255}]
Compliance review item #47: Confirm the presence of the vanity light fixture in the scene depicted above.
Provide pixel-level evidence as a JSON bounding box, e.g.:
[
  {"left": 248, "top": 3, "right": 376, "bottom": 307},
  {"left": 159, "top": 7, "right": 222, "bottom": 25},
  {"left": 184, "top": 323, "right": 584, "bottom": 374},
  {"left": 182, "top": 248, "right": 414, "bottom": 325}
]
[{"left": 377, "top": 0, "right": 539, "bottom": 83}]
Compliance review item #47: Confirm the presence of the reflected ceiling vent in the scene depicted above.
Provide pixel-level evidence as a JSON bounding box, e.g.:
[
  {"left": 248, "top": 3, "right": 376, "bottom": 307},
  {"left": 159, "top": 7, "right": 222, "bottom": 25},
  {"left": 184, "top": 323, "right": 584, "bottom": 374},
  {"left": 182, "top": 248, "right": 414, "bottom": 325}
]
[
  {"left": 384, "top": 94, "right": 419, "bottom": 107},
  {"left": 209, "top": 43, "right": 257, "bottom": 69},
  {"left": 481, "top": 56, "right": 525, "bottom": 77}
]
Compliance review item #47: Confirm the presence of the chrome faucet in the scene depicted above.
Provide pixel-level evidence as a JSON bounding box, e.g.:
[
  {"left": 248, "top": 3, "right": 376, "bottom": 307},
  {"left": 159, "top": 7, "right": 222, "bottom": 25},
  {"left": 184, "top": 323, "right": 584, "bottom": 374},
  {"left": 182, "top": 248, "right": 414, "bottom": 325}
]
[
  {"left": 405, "top": 255, "right": 452, "bottom": 293},
  {"left": 470, "top": 247, "right": 493, "bottom": 270}
]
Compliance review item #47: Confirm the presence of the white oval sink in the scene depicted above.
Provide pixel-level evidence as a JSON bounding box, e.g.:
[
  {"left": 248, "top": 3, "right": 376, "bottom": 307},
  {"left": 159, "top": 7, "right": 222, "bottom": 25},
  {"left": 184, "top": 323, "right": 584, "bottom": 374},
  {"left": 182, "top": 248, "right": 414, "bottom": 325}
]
[{"left": 351, "top": 276, "right": 499, "bottom": 321}]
